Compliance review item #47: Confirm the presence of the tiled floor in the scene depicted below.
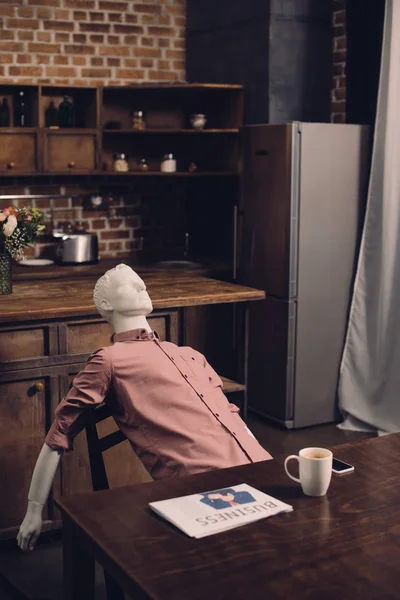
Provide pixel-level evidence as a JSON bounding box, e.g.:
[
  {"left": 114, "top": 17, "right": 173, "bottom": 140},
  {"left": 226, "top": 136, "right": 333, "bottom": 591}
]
[{"left": 0, "top": 413, "right": 375, "bottom": 600}]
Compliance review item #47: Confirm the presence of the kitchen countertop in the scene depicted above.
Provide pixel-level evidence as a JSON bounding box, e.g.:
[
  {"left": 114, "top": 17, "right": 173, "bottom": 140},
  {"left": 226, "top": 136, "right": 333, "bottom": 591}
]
[{"left": 0, "top": 271, "right": 266, "bottom": 323}]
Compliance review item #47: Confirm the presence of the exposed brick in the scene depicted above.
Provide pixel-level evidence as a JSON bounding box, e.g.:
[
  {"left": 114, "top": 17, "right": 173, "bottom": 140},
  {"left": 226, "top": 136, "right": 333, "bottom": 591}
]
[
  {"left": 174, "top": 38, "right": 184, "bottom": 49},
  {"left": 91, "top": 219, "right": 107, "bottom": 229},
  {"left": 134, "top": 3, "right": 161, "bottom": 14},
  {"left": 141, "top": 37, "right": 154, "bottom": 47},
  {"left": 6, "top": 18, "right": 40, "bottom": 29},
  {"left": 38, "top": 32, "right": 53, "bottom": 42},
  {"left": 333, "top": 63, "right": 345, "bottom": 76},
  {"left": 109, "top": 241, "right": 123, "bottom": 251},
  {"left": 334, "top": 36, "right": 346, "bottom": 51},
  {"left": 334, "top": 9, "right": 346, "bottom": 25},
  {"left": 331, "top": 101, "right": 346, "bottom": 113},
  {"left": 107, "top": 57, "right": 120, "bottom": 67},
  {"left": 333, "top": 87, "right": 346, "bottom": 101},
  {"left": 108, "top": 35, "right": 119, "bottom": 44},
  {"left": 147, "top": 26, "right": 174, "bottom": 37},
  {"left": 18, "top": 30, "right": 34, "bottom": 41},
  {"left": 109, "top": 13, "right": 122, "bottom": 22},
  {"left": 134, "top": 47, "right": 161, "bottom": 58},
  {"left": 72, "top": 56, "right": 86, "bottom": 66},
  {"left": 79, "top": 23, "right": 110, "bottom": 33},
  {"left": 125, "top": 58, "right": 138, "bottom": 67},
  {"left": 113, "top": 24, "right": 143, "bottom": 34},
  {"left": 158, "top": 59, "right": 169, "bottom": 70},
  {"left": 54, "top": 55, "right": 69, "bottom": 65},
  {"left": 81, "top": 67, "right": 111, "bottom": 78},
  {"left": 99, "top": 45, "right": 130, "bottom": 56},
  {"left": 55, "top": 33, "right": 70, "bottom": 42},
  {"left": 44, "top": 20, "right": 74, "bottom": 33},
  {"left": 17, "top": 54, "right": 32, "bottom": 64},
  {"left": 166, "top": 49, "right": 184, "bottom": 59},
  {"left": 332, "top": 113, "right": 345, "bottom": 123},
  {"left": 73, "top": 10, "right": 87, "bottom": 20},
  {"left": 124, "top": 35, "right": 138, "bottom": 45},
  {"left": 148, "top": 69, "right": 178, "bottom": 81},
  {"left": 98, "top": 1, "right": 128, "bottom": 10},
  {"left": 28, "top": 42, "right": 61, "bottom": 53},
  {"left": 65, "top": 44, "right": 94, "bottom": 54},
  {"left": 0, "top": 42, "right": 24, "bottom": 52},
  {"left": 0, "top": 6, "right": 15, "bottom": 17},
  {"left": 65, "top": 0, "right": 95, "bottom": 7},
  {"left": 0, "top": 31, "right": 15, "bottom": 41},
  {"left": 101, "top": 230, "right": 129, "bottom": 240},
  {"left": 9, "top": 66, "right": 43, "bottom": 76},
  {"left": 18, "top": 6, "right": 34, "bottom": 18},
  {"left": 28, "top": 0, "right": 60, "bottom": 5},
  {"left": 91, "top": 57, "right": 104, "bottom": 66},
  {"left": 55, "top": 9, "right": 70, "bottom": 19},
  {"left": 141, "top": 15, "right": 155, "bottom": 25},
  {"left": 36, "top": 7, "right": 52, "bottom": 18},
  {"left": 115, "top": 68, "right": 145, "bottom": 79},
  {"left": 36, "top": 54, "right": 51, "bottom": 64},
  {"left": 173, "top": 60, "right": 185, "bottom": 70},
  {"left": 158, "top": 39, "right": 170, "bottom": 48},
  {"left": 174, "top": 16, "right": 185, "bottom": 27},
  {"left": 334, "top": 24, "right": 346, "bottom": 37},
  {"left": 89, "top": 11, "right": 104, "bottom": 21},
  {"left": 73, "top": 34, "right": 87, "bottom": 43},
  {"left": 0, "top": 54, "right": 13, "bottom": 65},
  {"left": 46, "top": 66, "right": 76, "bottom": 77},
  {"left": 141, "top": 58, "right": 154, "bottom": 68},
  {"left": 125, "top": 14, "right": 138, "bottom": 24},
  {"left": 89, "top": 34, "right": 104, "bottom": 43},
  {"left": 333, "top": 50, "right": 346, "bottom": 63}
]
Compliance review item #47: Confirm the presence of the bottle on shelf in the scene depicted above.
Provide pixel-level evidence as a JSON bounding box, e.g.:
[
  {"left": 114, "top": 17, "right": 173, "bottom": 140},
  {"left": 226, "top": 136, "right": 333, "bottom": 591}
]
[
  {"left": 0, "top": 98, "right": 10, "bottom": 127},
  {"left": 45, "top": 101, "right": 59, "bottom": 128},
  {"left": 58, "top": 96, "right": 75, "bottom": 128},
  {"left": 14, "top": 90, "right": 28, "bottom": 127}
]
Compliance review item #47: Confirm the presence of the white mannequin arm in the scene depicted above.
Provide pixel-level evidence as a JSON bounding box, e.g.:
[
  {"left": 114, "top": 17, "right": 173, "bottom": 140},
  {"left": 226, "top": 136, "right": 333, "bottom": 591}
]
[{"left": 17, "top": 443, "right": 62, "bottom": 551}]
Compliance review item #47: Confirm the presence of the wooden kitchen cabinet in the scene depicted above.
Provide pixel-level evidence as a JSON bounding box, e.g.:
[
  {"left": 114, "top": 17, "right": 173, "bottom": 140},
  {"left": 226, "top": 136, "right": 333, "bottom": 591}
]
[
  {"left": 0, "top": 130, "right": 38, "bottom": 174},
  {"left": 44, "top": 131, "right": 98, "bottom": 173},
  {"left": 0, "top": 371, "right": 60, "bottom": 538}
]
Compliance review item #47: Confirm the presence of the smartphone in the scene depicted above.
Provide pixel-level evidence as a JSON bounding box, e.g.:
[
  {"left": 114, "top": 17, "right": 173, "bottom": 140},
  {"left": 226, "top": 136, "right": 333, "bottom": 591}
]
[{"left": 332, "top": 458, "right": 355, "bottom": 474}]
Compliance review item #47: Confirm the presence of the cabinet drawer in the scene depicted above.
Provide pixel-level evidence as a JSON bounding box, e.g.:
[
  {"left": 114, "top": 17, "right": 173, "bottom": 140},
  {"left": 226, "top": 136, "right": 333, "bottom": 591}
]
[
  {"left": 0, "top": 131, "right": 37, "bottom": 173},
  {"left": 0, "top": 325, "right": 58, "bottom": 370},
  {"left": 45, "top": 132, "right": 97, "bottom": 172}
]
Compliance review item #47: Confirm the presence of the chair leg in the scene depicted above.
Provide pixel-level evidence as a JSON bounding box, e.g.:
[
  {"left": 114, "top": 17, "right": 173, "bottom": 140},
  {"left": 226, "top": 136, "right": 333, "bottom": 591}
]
[{"left": 104, "top": 569, "right": 125, "bottom": 600}]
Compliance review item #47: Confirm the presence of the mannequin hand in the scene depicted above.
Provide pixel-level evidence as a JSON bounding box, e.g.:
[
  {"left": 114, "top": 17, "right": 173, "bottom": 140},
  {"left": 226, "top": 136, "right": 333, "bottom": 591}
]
[{"left": 17, "top": 501, "right": 43, "bottom": 551}]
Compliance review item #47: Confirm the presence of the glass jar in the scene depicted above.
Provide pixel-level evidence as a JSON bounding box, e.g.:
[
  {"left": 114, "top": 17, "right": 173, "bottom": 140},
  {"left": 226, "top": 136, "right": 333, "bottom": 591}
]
[
  {"left": 138, "top": 158, "right": 149, "bottom": 172},
  {"left": 132, "top": 110, "right": 145, "bottom": 131},
  {"left": 113, "top": 153, "right": 129, "bottom": 172},
  {"left": 160, "top": 153, "right": 177, "bottom": 173}
]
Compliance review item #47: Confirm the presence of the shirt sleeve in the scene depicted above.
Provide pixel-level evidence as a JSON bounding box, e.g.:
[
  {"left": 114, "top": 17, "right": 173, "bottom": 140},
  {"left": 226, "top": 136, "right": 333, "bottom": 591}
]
[{"left": 45, "top": 347, "right": 112, "bottom": 452}]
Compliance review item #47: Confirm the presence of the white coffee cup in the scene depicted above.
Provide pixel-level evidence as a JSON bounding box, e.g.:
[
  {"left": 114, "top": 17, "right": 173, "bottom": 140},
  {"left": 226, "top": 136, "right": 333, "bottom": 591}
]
[{"left": 284, "top": 447, "right": 333, "bottom": 497}]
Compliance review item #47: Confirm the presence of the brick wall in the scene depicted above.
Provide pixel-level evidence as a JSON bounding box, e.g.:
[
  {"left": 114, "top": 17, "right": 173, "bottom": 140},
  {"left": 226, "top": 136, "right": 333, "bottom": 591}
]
[
  {"left": 0, "top": 0, "right": 186, "bottom": 85},
  {"left": 0, "top": 0, "right": 187, "bottom": 261},
  {"left": 331, "top": 0, "right": 346, "bottom": 123}
]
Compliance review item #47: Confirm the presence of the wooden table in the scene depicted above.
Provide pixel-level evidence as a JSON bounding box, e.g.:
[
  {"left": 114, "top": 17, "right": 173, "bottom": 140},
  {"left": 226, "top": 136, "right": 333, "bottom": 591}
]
[{"left": 56, "top": 434, "right": 400, "bottom": 600}]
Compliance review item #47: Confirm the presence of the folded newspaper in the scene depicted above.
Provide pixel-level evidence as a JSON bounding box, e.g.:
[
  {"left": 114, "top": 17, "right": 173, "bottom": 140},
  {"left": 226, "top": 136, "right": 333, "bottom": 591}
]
[{"left": 149, "top": 483, "right": 293, "bottom": 538}]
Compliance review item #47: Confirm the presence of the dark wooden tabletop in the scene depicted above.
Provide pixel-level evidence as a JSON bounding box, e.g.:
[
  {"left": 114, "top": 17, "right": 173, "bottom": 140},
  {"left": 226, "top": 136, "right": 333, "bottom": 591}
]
[
  {"left": 56, "top": 434, "right": 400, "bottom": 600},
  {"left": 0, "top": 273, "right": 265, "bottom": 322}
]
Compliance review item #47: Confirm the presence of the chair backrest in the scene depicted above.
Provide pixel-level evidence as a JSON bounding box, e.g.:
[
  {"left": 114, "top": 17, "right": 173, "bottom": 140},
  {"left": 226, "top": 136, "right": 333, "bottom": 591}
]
[{"left": 84, "top": 402, "right": 127, "bottom": 491}]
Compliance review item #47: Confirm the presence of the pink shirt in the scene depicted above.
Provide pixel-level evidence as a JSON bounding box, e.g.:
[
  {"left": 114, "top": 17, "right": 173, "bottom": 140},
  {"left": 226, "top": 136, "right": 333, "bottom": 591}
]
[{"left": 45, "top": 328, "right": 272, "bottom": 479}]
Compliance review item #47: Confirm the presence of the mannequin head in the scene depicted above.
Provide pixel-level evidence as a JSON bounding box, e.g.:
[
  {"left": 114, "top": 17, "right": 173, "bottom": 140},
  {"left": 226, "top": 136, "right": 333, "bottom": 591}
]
[{"left": 93, "top": 264, "right": 153, "bottom": 328}]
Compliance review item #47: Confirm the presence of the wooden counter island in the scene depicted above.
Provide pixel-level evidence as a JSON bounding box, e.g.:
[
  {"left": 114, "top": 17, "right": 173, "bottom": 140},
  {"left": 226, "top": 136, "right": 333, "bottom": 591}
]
[{"left": 0, "top": 271, "right": 265, "bottom": 542}]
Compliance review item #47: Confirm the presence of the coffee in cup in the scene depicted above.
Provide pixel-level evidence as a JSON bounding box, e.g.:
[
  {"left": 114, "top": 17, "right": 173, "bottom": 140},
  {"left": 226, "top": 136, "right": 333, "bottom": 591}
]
[{"left": 284, "top": 447, "right": 333, "bottom": 497}]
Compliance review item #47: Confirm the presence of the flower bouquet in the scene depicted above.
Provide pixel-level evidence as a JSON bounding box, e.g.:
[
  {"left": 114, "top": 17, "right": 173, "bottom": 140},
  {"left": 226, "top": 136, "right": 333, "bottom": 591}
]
[{"left": 0, "top": 206, "right": 45, "bottom": 294}]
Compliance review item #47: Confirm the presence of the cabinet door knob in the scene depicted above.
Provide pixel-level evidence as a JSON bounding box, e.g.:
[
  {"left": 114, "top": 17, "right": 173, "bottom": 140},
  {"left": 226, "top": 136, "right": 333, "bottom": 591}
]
[
  {"left": 68, "top": 161, "right": 75, "bottom": 168},
  {"left": 34, "top": 382, "right": 44, "bottom": 393},
  {"left": 7, "top": 162, "right": 15, "bottom": 169}
]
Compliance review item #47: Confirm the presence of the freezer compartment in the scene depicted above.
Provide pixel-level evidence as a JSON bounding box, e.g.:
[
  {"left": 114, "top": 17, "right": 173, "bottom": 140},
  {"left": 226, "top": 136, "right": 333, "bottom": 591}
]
[{"left": 247, "top": 296, "right": 296, "bottom": 426}]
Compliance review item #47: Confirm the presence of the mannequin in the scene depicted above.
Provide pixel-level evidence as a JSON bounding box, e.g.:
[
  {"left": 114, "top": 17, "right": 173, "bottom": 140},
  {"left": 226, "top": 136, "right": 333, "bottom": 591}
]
[{"left": 18, "top": 264, "right": 272, "bottom": 551}]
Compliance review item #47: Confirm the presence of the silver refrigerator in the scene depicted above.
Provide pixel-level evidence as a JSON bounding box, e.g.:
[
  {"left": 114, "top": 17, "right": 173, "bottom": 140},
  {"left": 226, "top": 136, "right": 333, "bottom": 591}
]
[{"left": 238, "top": 122, "right": 370, "bottom": 428}]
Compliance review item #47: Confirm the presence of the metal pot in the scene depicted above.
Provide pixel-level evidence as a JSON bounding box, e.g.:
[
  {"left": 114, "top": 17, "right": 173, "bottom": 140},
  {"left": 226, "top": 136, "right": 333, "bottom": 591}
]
[{"left": 56, "top": 233, "right": 98, "bottom": 264}]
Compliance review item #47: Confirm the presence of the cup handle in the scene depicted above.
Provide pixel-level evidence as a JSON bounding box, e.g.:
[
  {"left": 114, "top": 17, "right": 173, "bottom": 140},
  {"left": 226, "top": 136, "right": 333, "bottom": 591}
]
[{"left": 284, "top": 455, "right": 301, "bottom": 483}]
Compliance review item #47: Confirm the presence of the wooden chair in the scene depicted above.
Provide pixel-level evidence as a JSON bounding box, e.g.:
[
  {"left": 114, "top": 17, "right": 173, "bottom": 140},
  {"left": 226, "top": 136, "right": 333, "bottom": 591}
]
[{"left": 84, "top": 402, "right": 151, "bottom": 600}]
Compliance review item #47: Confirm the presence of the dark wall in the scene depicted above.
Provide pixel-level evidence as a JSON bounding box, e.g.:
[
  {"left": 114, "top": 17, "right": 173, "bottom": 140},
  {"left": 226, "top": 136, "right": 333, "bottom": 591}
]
[
  {"left": 186, "top": 0, "right": 271, "bottom": 124},
  {"left": 187, "top": 0, "right": 333, "bottom": 125}
]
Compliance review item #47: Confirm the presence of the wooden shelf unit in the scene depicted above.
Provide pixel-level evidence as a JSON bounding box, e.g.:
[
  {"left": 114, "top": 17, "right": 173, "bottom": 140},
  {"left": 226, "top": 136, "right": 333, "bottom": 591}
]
[{"left": 0, "top": 83, "right": 243, "bottom": 177}]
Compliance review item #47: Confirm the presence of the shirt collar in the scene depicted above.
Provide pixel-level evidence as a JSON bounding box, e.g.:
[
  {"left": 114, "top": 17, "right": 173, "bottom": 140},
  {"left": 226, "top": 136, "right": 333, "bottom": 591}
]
[{"left": 113, "top": 328, "right": 159, "bottom": 343}]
